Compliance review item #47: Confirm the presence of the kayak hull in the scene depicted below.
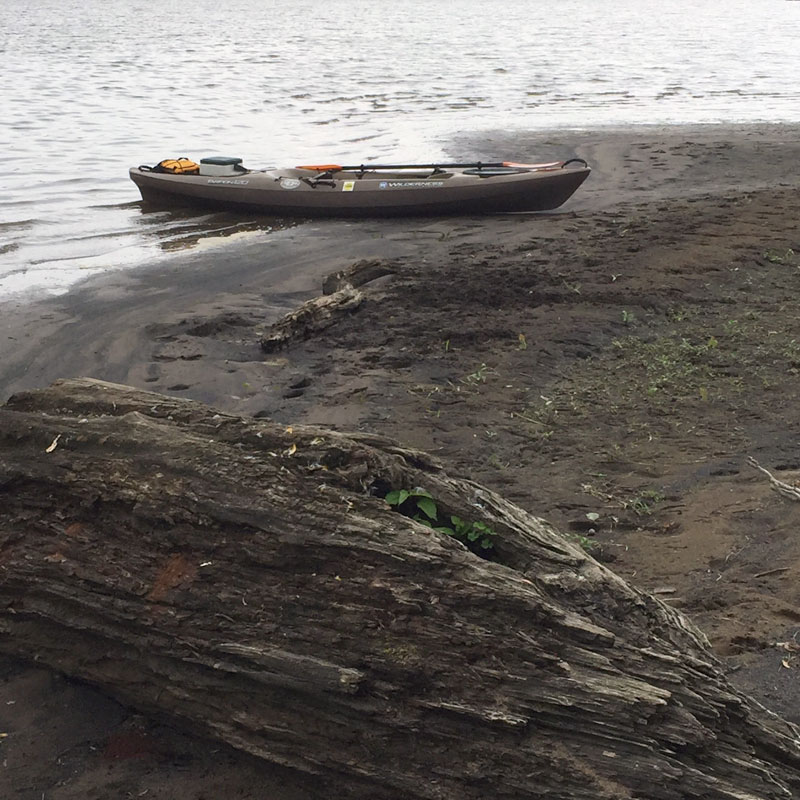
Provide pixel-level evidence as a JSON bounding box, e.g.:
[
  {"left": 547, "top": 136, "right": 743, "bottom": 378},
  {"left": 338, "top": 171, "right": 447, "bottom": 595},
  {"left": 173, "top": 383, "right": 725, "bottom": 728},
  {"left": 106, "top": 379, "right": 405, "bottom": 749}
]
[{"left": 129, "top": 163, "right": 590, "bottom": 217}]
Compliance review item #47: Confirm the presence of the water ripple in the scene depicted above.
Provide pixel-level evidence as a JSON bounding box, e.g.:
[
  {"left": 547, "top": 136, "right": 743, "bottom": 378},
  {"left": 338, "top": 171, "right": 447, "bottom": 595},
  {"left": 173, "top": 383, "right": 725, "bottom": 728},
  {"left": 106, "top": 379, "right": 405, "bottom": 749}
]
[{"left": 2, "top": 0, "right": 800, "bottom": 297}]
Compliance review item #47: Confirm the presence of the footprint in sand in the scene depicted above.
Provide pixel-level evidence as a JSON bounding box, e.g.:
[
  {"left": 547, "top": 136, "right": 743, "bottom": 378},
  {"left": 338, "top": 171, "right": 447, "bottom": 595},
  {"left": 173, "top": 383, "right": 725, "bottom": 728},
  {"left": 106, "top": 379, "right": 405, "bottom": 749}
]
[{"left": 283, "top": 375, "right": 311, "bottom": 399}]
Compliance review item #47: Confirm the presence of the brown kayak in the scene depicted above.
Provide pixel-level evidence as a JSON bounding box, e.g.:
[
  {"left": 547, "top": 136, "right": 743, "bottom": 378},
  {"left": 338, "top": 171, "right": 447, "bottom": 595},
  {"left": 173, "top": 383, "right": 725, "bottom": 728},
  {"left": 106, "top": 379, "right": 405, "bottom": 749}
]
[
  {"left": 129, "top": 156, "right": 590, "bottom": 217},
  {"left": 130, "top": 157, "right": 590, "bottom": 217}
]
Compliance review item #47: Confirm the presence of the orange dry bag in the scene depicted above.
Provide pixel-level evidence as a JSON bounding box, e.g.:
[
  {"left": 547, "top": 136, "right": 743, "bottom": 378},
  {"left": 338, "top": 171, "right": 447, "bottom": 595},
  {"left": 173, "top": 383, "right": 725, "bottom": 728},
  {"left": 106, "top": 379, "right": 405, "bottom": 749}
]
[{"left": 153, "top": 158, "right": 200, "bottom": 174}]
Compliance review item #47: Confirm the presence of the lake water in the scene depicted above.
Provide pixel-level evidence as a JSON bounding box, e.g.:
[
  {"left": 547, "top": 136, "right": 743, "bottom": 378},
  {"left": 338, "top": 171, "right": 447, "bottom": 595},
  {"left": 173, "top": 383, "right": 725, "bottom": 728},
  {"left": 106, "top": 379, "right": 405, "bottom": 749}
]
[{"left": 2, "top": 0, "right": 800, "bottom": 298}]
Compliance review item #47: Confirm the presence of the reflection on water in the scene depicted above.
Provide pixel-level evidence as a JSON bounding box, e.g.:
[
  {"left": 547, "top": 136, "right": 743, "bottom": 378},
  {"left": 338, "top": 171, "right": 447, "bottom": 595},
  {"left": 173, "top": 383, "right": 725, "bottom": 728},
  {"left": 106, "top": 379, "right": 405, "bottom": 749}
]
[
  {"left": 153, "top": 216, "right": 298, "bottom": 253},
  {"left": 2, "top": 0, "right": 800, "bottom": 297},
  {"left": 0, "top": 203, "right": 296, "bottom": 297}
]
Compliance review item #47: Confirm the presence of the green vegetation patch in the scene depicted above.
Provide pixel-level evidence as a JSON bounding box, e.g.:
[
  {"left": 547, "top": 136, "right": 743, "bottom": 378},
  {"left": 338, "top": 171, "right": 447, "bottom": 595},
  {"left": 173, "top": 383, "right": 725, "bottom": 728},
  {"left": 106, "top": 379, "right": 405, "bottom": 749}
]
[
  {"left": 610, "top": 332, "right": 724, "bottom": 399},
  {"left": 385, "top": 487, "right": 497, "bottom": 558}
]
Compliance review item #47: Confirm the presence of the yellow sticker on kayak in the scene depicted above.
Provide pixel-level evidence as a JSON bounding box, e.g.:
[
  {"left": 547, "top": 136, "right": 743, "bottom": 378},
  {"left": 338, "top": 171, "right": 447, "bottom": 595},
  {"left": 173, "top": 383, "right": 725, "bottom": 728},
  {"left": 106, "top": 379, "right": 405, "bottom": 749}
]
[{"left": 342, "top": 181, "right": 355, "bottom": 192}]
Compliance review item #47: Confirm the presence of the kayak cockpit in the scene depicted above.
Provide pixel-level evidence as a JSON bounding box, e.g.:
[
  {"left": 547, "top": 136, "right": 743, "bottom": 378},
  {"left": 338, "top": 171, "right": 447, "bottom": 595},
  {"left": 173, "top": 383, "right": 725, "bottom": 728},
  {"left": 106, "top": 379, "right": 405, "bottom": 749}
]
[{"left": 275, "top": 167, "right": 457, "bottom": 186}]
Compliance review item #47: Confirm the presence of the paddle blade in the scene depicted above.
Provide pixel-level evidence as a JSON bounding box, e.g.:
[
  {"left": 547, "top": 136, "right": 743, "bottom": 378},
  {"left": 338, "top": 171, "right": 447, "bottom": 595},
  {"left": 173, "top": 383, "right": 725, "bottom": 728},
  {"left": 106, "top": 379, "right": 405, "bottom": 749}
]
[
  {"left": 296, "top": 164, "right": 342, "bottom": 171},
  {"left": 502, "top": 160, "right": 562, "bottom": 170}
]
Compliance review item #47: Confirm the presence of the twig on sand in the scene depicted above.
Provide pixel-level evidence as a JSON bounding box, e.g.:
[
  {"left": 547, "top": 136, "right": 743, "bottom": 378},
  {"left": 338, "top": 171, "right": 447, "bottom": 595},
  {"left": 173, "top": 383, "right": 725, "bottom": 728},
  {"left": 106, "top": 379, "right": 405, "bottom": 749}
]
[
  {"left": 746, "top": 456, "right": 800, "bottom": 502},
  {"left": 753, "top": 567, "right": 790, "bottom": 580}
]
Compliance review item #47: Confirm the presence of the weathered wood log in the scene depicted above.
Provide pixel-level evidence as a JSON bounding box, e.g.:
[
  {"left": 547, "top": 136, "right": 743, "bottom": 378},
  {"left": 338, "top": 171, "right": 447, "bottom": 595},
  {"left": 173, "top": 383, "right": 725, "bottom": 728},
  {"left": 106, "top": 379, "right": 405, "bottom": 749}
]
[
  {"left": 747, "top": 456, "right": 800, "bottom": 502},
  {"left": 260, "top": 287, "right": 363, "bottom": 352},
  {"left": 1, "top": 378, "right": 799, "bottom": 800},
  {"left": 322, "top": 258, "right": 398, "bottom": 295}
]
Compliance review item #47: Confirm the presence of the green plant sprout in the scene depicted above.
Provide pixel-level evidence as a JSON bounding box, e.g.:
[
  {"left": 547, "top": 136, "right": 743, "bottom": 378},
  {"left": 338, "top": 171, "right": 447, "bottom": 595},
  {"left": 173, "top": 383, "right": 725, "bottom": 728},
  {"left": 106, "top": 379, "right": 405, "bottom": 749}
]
[
  {"left": 764, "top": 247, "right": 795, "bottom": 264},
  {"left": 385, "top": 488, "right": 497, "bottom": 558}
]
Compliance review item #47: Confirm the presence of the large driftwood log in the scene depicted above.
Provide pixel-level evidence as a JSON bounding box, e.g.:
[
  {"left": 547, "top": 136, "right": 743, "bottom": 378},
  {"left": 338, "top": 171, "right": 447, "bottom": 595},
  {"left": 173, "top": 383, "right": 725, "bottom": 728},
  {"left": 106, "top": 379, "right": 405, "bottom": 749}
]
[{"left": 1, "top": 378, "right": 799, "bottom": 800}]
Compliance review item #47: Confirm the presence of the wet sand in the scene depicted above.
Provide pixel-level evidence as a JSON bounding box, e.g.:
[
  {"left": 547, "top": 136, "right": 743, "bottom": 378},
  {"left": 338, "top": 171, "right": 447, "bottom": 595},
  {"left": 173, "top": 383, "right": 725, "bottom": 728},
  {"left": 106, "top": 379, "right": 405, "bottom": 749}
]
[{"left": 4, "top": 123, "right": 800, "bottom": 799}]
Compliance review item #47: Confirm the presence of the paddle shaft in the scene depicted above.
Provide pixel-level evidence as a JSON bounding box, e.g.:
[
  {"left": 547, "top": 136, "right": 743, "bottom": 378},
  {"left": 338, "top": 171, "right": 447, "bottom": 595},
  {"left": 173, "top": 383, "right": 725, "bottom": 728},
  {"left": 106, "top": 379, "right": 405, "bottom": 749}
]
[
  {"left": 295, "top": 159, "right": 580, "bottom": 172},
  {"left": 336, "top": 161, "right": 510, "bottom": 170}
]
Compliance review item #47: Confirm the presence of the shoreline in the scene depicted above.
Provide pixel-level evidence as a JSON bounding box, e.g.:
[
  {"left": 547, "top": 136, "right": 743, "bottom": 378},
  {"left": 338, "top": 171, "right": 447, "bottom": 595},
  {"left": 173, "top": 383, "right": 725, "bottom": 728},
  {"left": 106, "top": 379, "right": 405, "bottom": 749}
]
[
  {"left": 5, "top": 121, "right": 800, "bottom": 407},
  {"left": 4, "top": 120, "right": 800, "bottom": 315}
]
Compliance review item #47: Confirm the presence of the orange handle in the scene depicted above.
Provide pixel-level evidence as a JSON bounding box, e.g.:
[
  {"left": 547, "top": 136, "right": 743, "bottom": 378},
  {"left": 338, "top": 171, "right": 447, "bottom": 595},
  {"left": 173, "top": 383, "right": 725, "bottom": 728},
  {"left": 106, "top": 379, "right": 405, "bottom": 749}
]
[{"left": 296, "top": 164, "right": 342, "bottom": 171}]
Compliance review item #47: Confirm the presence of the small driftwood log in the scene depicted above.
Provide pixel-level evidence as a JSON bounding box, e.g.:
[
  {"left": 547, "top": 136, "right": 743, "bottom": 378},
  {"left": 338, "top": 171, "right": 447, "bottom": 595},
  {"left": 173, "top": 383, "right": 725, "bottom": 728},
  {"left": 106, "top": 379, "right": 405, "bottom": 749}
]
[
  {"left": 260, "top": 286, "right": 362, "bottom": 353},
  {"left": 1, "top": 379, "right": 800, "bottom": 800},
  {"left": 322, "top": 258, "right": 398, "bottom": 295}
]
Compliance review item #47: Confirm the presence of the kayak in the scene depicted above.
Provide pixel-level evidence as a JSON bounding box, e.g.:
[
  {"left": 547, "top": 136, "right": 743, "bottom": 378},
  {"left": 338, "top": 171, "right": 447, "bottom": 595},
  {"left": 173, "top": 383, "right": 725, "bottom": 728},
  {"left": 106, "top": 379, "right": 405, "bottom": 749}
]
[{"left": 129, "top": 156, "right": 590, "bottom": 217}]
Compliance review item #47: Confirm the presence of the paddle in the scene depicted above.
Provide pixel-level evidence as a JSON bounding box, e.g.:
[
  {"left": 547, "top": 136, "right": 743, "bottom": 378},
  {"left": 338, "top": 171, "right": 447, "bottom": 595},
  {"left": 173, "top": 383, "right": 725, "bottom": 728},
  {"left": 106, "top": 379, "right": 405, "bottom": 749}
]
[{"left": 295, "top": 160, "right": 571, "bottom": 172}]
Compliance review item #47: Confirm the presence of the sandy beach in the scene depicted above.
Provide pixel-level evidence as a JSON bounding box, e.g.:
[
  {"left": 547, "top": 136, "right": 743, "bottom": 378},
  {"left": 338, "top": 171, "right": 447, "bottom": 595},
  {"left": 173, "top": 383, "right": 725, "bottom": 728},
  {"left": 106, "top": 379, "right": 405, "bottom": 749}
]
[{"left": 4, "top": 123, "right": 800, "bottom": 798}]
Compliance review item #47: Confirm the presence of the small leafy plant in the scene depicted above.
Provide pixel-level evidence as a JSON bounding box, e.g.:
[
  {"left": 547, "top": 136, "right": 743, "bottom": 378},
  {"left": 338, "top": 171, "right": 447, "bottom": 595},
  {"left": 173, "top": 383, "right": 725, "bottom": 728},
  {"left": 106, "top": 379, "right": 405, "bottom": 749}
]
[
  {"left": 385, "top": 487, "right": 497, "bottom": 558},
  {"left": 462, "top": 363, "right": 491, "bottom": 385},
  {"left": 764, "top": 247, "right": 795, "bottom": 264},
  {"left": 448, "top": 516, "right": 496, "bottom": 553},
  {"left": 621, "top": 488, "right": 665, "bottom": 516},
  {"left": 385, "top": 488, "right": 438, "bottom": 525},
  {"left": 573, "top": 533, "right": 601, "bottom": 555}
]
